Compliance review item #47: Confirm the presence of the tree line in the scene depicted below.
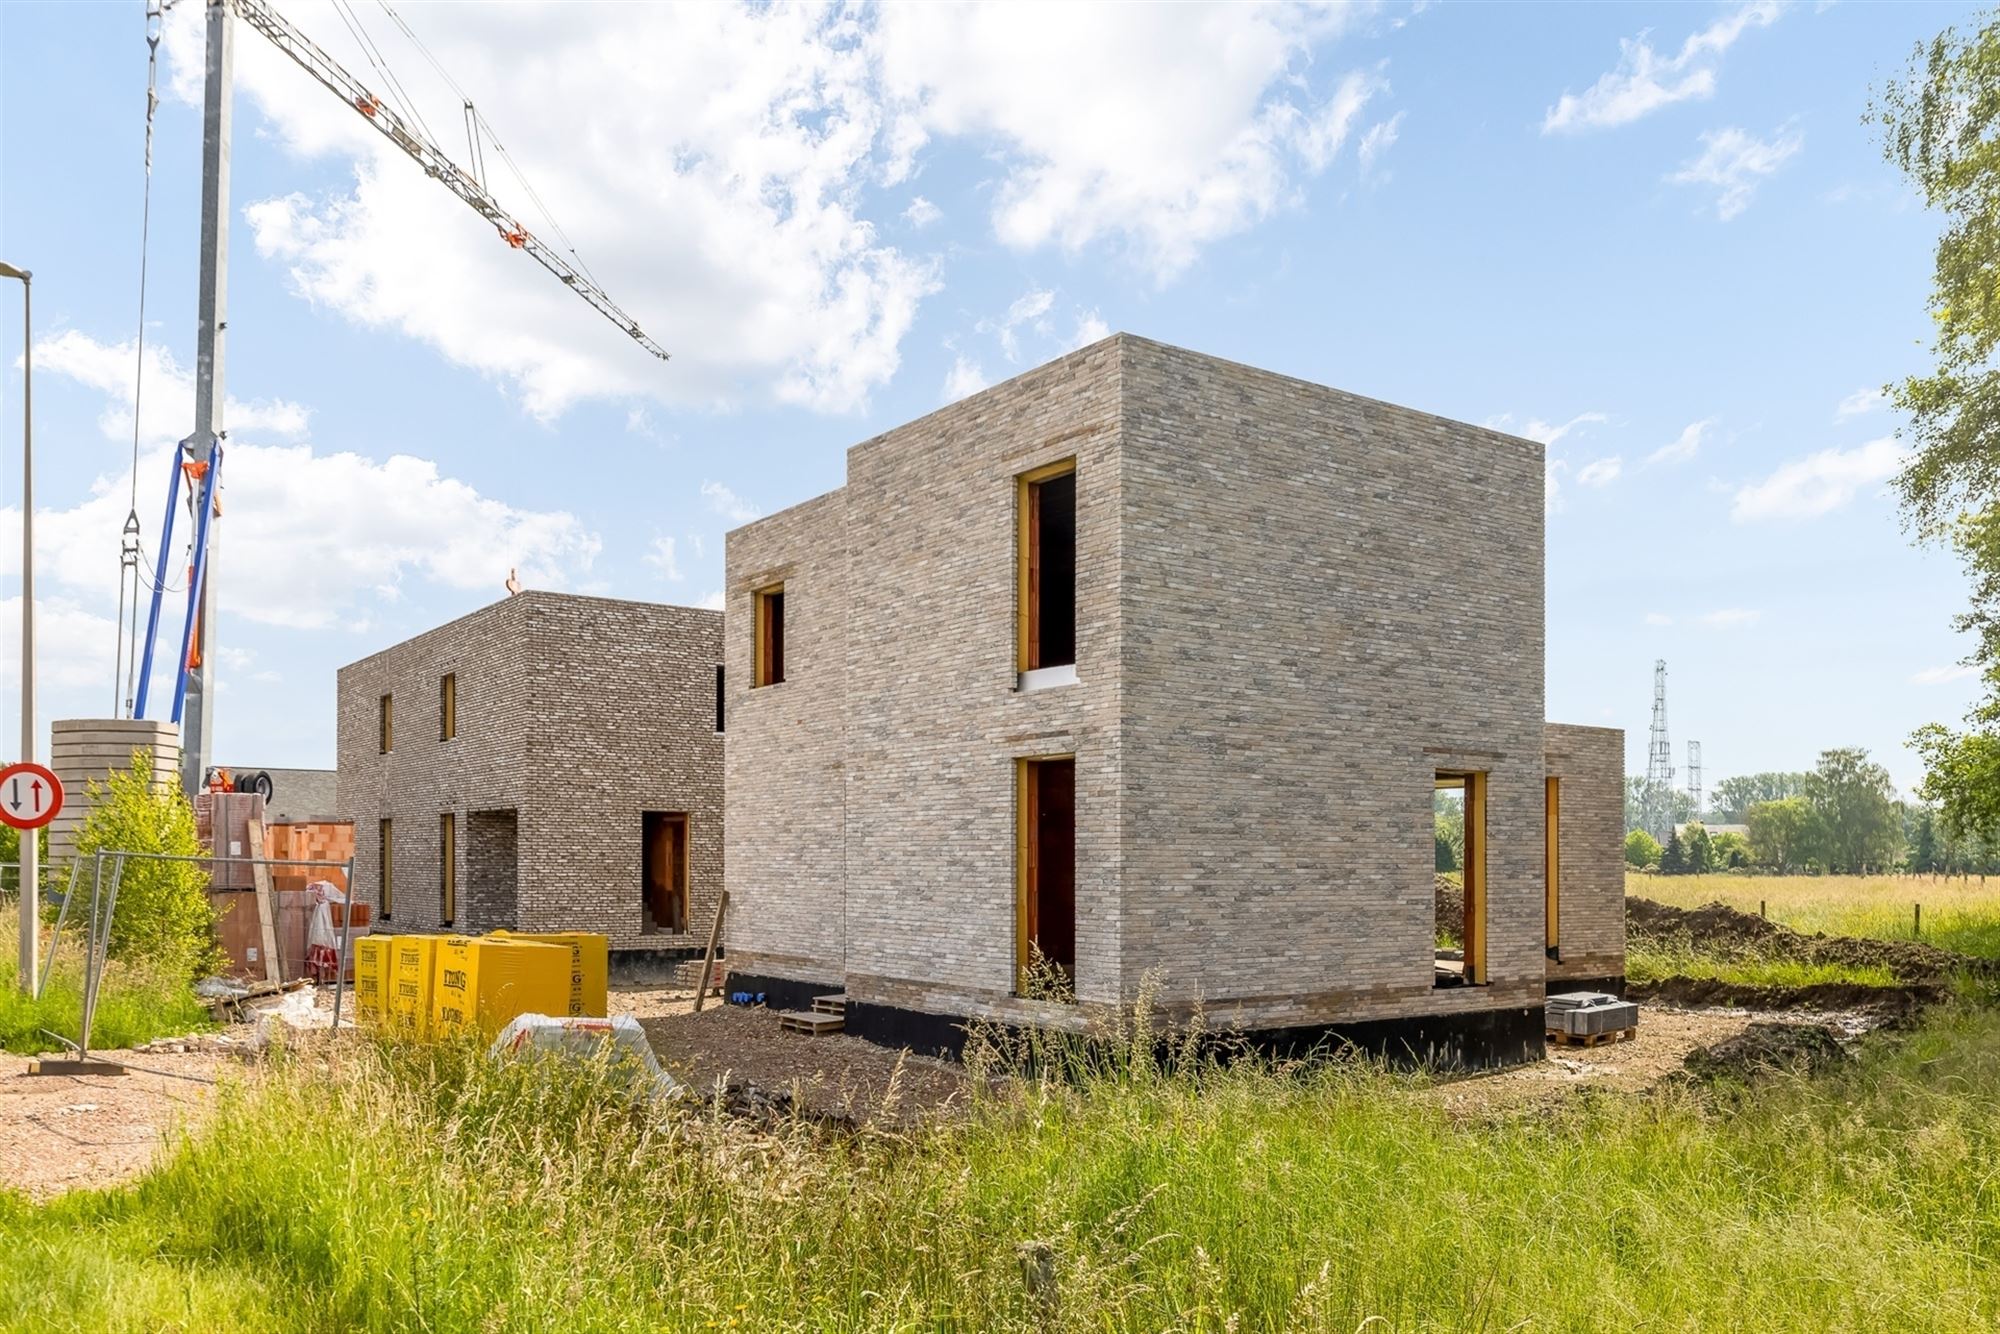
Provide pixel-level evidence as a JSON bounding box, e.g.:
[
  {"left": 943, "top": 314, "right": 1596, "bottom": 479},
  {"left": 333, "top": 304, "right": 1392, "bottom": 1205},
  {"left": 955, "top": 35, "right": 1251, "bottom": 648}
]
[{"left": 1623, "top": 745, "right": 1999, "bottom": 877}]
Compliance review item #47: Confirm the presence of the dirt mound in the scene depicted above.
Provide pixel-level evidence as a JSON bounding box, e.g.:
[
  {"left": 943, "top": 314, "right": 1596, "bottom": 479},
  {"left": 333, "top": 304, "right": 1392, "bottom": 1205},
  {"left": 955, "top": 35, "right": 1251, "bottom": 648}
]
[
  {"left": 1627, "top": 976, "right": 1945, "bottom": 1023},
  {"left": 1626, "top": 896, "right": 1993, "bottom": 985},
  {"left": 1680, "top": 1022, "right": 1851, "bottom": 1083}
]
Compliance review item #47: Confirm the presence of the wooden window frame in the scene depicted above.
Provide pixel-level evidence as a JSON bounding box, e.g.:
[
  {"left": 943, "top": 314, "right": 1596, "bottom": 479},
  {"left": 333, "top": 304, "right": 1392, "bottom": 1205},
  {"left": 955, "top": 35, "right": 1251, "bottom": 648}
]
[
  {"left": 1436, "top": 771, "right": 1488, "bottom": 985},
  {"left": 440, "top": 673, "right": 457, "bottom": 741},
  {"left": 1016, "top": 458, "right": 1077, "bottom": 674},
  {"left": 378, "top": 818, "right": 393, "bottom": 920},
  {"left": 379, "top": 694, "right": 393, "bottom": 753},
  {"left": 440, "top": 812, "right": 456, "bottom": 927},
  {"left": 1545, "top": 775, "right": 1561, "bottom": 957},
  {"left": 753, "top": 584, "right": 786, "bottom": 688}
]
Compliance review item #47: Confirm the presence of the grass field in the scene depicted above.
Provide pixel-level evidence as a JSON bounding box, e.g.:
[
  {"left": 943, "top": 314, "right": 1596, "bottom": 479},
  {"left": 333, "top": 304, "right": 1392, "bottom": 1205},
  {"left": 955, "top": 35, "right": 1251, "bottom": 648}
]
[
  {"left": 0, "top": 904, "right": 214, "bottom": 1056},
  {"left": 1628, "top": 871, "right": 2000, "bottom": 959},
  {"left": 8, "top": 1003, "right": 2000, "bottom": 1331},
  {"left": 1623, "top": 943, "right": 1898, "bottom": 989}
]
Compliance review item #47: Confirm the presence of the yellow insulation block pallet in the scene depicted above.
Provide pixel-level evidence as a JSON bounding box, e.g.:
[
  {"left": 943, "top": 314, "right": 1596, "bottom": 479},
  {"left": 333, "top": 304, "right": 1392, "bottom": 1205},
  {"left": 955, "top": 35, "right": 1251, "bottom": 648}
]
[
  {"left": 352, "top": 935, "right": 392, "bottom": 1024},
  {"left": 432, "top": 936, "right": 572, "bottom": 1038},
  {"left": 388, "top": 935, "right": 439, "bottom": 1038},
  {"left": 490, "top": 930, "right": 609, "bottom": 1017}
]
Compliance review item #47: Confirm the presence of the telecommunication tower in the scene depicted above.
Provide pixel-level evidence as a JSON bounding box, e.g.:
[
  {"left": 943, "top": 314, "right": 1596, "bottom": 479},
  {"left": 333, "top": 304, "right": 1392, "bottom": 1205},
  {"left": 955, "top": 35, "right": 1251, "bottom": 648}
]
[
  {"left": 1687, "top": 740, "right": 1703, "bottom": 824},
  {"left": 1645, "top": 660, "right": 1674, "bottom": 842}
]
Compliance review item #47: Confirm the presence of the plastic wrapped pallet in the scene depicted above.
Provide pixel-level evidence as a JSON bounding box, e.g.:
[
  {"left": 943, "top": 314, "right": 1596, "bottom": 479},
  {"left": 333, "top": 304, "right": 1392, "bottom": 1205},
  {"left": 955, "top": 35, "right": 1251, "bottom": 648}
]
[
  {"left": 432, "top": 936, "right": 571, "bottom": 1038},
  {"left": 489, "top": 1014, "right": 683, "bottom": 1101},
  {"left": 489, "top": 930, "right": 609, "bottom": 1017},
  {"left": 353, "top": 936, "right": 392, "bottom": 1024},
  {"left": 388, "top": 935, "right": 439, "bottom": 1037}
]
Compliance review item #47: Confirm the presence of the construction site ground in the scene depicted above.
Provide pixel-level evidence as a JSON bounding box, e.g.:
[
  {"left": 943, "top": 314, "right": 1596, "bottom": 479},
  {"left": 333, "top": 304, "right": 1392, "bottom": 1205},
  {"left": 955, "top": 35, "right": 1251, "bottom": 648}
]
[{"left": 21, "top": 881, "right": 1994, "bottom": 1200}]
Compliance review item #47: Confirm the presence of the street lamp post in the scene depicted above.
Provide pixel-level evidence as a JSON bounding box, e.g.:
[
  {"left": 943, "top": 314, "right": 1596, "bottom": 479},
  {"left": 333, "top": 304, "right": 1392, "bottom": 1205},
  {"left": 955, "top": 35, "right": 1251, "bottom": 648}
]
[{"left": 1, "top": 261, "right": 34, "bottom": 994}]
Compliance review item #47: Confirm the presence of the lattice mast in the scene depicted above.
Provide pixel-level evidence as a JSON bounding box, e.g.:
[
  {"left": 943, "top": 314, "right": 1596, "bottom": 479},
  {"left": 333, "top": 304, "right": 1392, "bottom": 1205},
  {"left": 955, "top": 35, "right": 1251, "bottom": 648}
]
[
  {"left": 1645, "top": 659, "right": 1674, "bottom": 843},
  {"left": 1686, "top": 740, "right": 1703, "bottom": 825}
]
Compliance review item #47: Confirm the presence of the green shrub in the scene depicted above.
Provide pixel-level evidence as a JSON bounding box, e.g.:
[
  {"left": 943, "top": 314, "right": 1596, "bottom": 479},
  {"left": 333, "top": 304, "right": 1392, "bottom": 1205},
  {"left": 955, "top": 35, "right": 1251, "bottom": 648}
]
[
  {"left": 0, "top": 903, "right": 214, "bottom": 1054},
  {"left": 70, "top": 753, "right": 220, "bottom": 980}
]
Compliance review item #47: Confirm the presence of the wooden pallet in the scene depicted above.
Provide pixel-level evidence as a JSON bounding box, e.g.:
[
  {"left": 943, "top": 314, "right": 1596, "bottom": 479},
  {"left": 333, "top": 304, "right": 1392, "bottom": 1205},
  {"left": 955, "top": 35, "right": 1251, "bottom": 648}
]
[
  {"left": 776, "top": 1009, "right": 845, "bottom": 1035},
  {"left": 812, "top": 993, "right": 846, "bottom": 1016},
  {"left": 1547, "top": 1026, "right": 1636, "bottom": 1049}
]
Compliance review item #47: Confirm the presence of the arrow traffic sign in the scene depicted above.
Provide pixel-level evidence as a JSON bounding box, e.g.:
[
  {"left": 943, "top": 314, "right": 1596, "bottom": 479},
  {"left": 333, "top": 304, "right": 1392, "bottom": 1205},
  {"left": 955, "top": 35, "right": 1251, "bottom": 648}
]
[{"left": 0, "top": 762, "right": 63, "bottom": 831}]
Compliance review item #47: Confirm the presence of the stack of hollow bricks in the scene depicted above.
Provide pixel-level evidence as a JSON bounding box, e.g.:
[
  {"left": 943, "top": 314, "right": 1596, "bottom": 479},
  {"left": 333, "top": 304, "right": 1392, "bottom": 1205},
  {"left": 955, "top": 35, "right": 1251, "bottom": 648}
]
[
  {"left": 337, "top": 592, "right": 723, "bottom": 951},
  {"left": 725, "top": 334, "right": 1626, "bottom": 1040}
]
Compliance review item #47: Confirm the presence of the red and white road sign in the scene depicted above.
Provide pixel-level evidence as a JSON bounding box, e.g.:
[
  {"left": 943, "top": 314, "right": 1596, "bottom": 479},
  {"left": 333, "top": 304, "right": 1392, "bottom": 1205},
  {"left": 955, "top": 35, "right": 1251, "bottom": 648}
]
[{"left": 0, "top": 762, "right": 62, "bottom": 831}]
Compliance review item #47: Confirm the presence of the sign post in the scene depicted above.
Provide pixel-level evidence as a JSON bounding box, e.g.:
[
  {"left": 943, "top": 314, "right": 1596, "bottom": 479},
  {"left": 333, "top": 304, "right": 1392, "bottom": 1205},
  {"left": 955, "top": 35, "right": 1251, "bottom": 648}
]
[{"left": 1, "top": 761, "right": 63, "bottom": 996}]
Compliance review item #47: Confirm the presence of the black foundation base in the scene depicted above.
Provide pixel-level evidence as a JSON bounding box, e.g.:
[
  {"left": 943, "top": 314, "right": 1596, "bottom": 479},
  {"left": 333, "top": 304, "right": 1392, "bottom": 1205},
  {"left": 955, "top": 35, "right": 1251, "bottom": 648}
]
[
  {"left": 722, "top": 970, "right": 835, "bottom": 1014},
  {"left": 782, "top": 980, "right": 1548, "bottom": 1072}
]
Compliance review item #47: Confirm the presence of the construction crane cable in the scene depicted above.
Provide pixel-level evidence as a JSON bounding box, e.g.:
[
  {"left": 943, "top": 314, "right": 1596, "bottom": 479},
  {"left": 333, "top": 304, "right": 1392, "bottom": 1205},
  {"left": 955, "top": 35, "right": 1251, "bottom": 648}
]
[
  {"left": 373, "top": 2, "right": 605, "bottom": 290},
  {"left": 119, "top": 1, "right": 167, "bottom": 717},
  {"left": 330, "top": 0, "right": 432, "bottom": 145}
]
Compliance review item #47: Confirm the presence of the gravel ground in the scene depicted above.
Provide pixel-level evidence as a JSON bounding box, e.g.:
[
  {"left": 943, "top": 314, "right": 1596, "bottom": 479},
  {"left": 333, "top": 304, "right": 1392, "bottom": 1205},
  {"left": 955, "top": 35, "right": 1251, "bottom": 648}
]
[
  {"left": 617, "top": 986, "right": 972, "bottom": 1127},
  {"left": 0, "top": 1036, "right": 250, "bottom": 1202}
]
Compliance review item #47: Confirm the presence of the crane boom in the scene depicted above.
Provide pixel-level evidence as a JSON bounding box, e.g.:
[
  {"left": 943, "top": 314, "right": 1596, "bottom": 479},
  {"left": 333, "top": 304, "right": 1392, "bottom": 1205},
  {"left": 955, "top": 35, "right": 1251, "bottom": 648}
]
[{"left": 233, "top": 0, "right": 669, "bottom": 360}]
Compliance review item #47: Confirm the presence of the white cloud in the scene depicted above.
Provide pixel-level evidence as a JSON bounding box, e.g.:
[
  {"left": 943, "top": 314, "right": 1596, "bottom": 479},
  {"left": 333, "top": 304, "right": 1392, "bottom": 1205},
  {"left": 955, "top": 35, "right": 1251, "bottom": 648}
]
[
  {"left": 1646, "top": 419, "right": 1713, "bottom": 467},
  {"left": 876, "top": 6, "right": 1385, "bottom": 279},
  {"left": 1488, "top": 410, "right": 1608, "bottom": 448},
  {"left": 1576, "top": 456, "right": 1623, "bottom": 488},
  {"left": 15, "top": 334, "right": 601, "bottom": 635},
  {"left": 1699, "top": 608, "right": 1762, "bottom": 630},
  {"left": 1668, "top": 123, "right": 1804, "bottom": 220},
  {"left": 700, "top": 481, "right": 760, "bottom": 525},
  {"left": 1544, "top": 458, "right": 1568, "bottom": 516},
  {"left": 1068, "top": 311, "right": 1111, "bottom": 351},
  {"left": 1730, "top": 437, "right": 1909, "bottom": 522},
  {"left": 903, "top": 196, "right": 943, "bottom": 228},
  {"left": 1911, "top": 663, "right": 1978, "bottom": 686},
  {"left": 645, "top": 535, "right": 683, "bottom": 582},
  {"left": 0, "top": 597, "right": 121, "bottom": 694},
  {"left": 697, "top": 589, "right": 726, "bottom": 612},
  {"left": 1358, "top": 112, "right": 1404, "bottom": 179},
  {"left": 34, "top": 329, "right": 311, "bottom": 446},
  {"left": 1644, "top": 612, "right": 1673, "bottom": 627},
  {"left": 1542, "top": 2, "right": 1784, "bottom": 134},
  {"left": 1836, "top": 386, "right": 1883, "bottom": 421},
  {"left": 985, "top": 288, "right": 1057, "bottom": 362},
  {"left": 159, "top": 3, "right": 1384, "bottom": 415},
  {"left": 942, "top": 353, "right": 990, "bottom": 403}
]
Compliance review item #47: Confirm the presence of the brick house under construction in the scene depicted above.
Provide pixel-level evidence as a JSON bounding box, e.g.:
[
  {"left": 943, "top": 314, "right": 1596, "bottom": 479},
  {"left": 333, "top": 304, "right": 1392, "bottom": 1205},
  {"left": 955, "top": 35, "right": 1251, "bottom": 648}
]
[
  {"left": 723, "top": 334, "right": 1624, "bottom": 1067},
  {"left": 337, "top": 592, "right": 723, "bottom": 955}
]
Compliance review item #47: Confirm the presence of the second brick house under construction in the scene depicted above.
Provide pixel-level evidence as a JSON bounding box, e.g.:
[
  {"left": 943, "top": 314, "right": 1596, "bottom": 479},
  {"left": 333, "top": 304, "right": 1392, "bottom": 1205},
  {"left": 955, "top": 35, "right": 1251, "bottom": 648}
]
[
  {"left": 338, "top": 592, "right": 723, "bottom": 955},
  {"left": 724, "top": 334, "right": 1624, "bottom": 1067}
]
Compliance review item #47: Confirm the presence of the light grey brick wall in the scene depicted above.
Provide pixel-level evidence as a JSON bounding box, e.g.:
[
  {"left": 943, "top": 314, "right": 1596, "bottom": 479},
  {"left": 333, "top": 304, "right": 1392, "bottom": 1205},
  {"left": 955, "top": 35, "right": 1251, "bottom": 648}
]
[
  {"left": 1117, "top": 337, "right": 1549, "bottom": 1026},
  {"left": 726, "top": 333, "right": 1624, "bottom": 1032},
  {"left": 336, "top": 592, "right": 722, "bottom": 950},
  {"left": 1544, "top": 722, "right": 1627, "bottom": 984},
  {"left": 725, "top": 491, "right": 849, "bottom": 988}
]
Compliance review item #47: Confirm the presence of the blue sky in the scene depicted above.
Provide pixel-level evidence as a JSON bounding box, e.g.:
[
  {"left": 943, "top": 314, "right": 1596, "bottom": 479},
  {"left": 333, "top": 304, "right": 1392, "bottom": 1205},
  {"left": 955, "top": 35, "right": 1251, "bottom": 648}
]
[{"left": 0, "top": 0, "right": 1982, "bottom": 792}]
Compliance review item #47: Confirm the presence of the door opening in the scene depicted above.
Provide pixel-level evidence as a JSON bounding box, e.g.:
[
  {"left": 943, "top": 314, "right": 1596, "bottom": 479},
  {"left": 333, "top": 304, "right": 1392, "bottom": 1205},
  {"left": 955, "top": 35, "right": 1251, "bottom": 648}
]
[
  {"left": 1017, "top": 756, "right": 1076, "bottom": 995},
  {"left": 642, "top": 812, "right": 689, "bottom": 935}
]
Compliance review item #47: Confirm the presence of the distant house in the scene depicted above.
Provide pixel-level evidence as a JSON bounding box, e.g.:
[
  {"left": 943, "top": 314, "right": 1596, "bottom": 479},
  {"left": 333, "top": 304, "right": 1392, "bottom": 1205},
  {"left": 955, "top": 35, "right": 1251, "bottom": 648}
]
[{"left": 337, "top": 592, "right": 722, "bottom": 953}]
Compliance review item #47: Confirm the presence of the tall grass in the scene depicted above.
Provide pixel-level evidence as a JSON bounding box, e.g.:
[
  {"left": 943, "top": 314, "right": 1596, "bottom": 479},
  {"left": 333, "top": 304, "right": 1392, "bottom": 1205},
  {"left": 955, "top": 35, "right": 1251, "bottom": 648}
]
[
  {"left": 1630, "top": 871, "right": 2000, "bottom": 958},
  {"left": 0, "top": 902, "right": 213, "bottom": 1055},
  {"left": 9, "top": 998, "right": 2000, "bottom": 1329}
]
